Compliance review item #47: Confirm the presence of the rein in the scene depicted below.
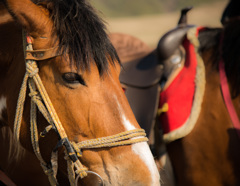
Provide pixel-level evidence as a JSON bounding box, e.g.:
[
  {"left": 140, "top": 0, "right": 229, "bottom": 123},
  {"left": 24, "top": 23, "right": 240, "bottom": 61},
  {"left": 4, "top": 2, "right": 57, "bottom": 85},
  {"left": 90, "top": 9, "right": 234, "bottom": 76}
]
[
  {"left": 13, "top": 31, "right": 148, "bottom": 186},
  {"left": 219, "top": 60, "right": 240, "bottom": 138},
  {"left": 219, "top": 32, "right": 240, "bottom": 139}
]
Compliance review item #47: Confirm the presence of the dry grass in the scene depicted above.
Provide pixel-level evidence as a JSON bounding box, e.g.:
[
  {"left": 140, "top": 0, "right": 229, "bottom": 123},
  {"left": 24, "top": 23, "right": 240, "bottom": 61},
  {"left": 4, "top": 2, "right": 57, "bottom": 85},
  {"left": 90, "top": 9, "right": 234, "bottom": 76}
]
[{"left": 105, "top": 1, "right": 228, "bottom": 48}]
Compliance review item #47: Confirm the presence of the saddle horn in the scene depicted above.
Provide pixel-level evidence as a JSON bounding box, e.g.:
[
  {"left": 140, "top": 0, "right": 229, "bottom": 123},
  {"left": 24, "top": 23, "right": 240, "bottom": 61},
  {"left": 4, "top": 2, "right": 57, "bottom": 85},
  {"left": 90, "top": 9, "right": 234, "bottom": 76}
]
[
  {"left": 178, "top": 6, "right": 193, "bottom": 26},
  {"left": 157, "top": 7, "right": 194, "bottom": 79},
  {"left": 157, "top": 7, "right": 194, "bottom": 61}
]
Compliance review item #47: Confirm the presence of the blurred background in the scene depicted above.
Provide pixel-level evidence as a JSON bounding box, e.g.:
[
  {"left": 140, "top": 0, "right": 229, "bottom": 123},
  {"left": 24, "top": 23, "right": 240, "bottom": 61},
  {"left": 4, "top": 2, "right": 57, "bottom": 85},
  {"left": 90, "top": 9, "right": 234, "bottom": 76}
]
[{"left": 90, "top": 0, "right": 228, "bottom": 47}]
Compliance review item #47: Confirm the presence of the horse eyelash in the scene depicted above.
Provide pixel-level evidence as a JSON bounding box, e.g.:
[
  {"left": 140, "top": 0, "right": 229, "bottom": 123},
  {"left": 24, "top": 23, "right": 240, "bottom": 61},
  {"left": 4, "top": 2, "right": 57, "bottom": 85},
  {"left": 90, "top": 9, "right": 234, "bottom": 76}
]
[
  {"left": 62, "top": 73, "right": 86, "bottom": 86},
  {"left": 77, "top": 74, "right": 86, "bottom": 86}
]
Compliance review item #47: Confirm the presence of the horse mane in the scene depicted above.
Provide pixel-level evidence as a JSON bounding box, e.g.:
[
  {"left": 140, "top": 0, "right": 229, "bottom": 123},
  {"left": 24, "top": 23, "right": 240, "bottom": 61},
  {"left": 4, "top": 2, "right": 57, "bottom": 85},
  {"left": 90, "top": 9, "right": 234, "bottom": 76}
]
[
  {"left": 40, "top": 0, "right": 120, "bottom": 74},
  {"left": 198, "top": 23, "right": 240, "bottom": 98},
  {"left": 222, "top": 20, "right": 240, "bottom": 98},
  {"left": 0, "top": 126, "right": 25, "bottom": 168}
]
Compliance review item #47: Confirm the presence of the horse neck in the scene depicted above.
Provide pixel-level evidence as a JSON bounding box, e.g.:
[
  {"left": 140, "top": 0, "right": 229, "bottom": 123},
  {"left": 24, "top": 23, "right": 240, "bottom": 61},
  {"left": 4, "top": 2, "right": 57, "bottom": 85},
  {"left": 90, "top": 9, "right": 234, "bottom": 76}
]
[
  {"left": 200, "top": 27, "right": 240, "bottom": 115},
  {"left": 201, "top": 44, "right": 240, "bottom": 128},
  {"left": 0, "top": 7, "right": 25, "bottom": 125}
]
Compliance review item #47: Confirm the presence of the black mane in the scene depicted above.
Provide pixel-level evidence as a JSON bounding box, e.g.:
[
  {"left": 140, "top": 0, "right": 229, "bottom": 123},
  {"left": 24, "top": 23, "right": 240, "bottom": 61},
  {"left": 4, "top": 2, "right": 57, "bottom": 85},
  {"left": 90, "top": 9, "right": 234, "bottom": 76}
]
[
  {"left": 44, "top": 0, "right": 120, "bottom": 74},
  {"left": 222, "top": 20, "right": 240, "bottom": 97},
  {"left": 198, "top": 22, "right": 240, "bottom": 98}
]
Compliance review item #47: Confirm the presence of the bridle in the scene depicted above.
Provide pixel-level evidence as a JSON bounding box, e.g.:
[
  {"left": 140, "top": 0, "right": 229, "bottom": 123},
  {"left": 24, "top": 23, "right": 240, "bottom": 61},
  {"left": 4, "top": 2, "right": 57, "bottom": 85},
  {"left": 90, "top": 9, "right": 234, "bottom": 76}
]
[
  {"left": 218, "top": 31, "right": 240, "bottom": 139},
  {"left": 14, "top": 30, "right": 148, "bottom": 186}
]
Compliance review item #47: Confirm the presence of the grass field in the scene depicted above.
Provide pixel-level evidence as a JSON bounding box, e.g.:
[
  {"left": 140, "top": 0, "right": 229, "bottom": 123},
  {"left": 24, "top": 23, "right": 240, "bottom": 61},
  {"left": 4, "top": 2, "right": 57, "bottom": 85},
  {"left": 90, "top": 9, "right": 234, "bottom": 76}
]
[{"left": 104, "top": 1, "right": 228, "bottom": 47}]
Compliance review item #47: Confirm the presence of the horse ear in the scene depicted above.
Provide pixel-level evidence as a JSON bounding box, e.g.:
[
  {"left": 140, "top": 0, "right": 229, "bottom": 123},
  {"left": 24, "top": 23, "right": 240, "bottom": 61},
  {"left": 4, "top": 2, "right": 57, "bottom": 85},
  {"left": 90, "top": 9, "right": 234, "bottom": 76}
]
[
  {"left": 37, "top": 1, "right": 54, "bottom": 12},
  {"left": 221, "top": 0, "right": 240, "bottom": 24},
  {"left": 4, "top": 0, "right": 51, "bottom": 37}
]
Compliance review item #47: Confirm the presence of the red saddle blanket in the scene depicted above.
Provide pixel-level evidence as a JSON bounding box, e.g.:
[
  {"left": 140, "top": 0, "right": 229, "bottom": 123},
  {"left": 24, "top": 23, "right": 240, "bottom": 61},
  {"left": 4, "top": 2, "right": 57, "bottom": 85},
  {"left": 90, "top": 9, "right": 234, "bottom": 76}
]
[{"left": 159, "top": 28, "right": 201, "bottom": 134}]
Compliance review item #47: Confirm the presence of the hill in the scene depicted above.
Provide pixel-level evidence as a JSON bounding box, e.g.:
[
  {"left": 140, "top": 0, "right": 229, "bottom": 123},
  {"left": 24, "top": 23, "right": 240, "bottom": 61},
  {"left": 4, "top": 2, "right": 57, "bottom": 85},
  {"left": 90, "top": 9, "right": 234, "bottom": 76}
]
[
  {"left": 91, "top": 0, "right": 226, "bottom": 18},
  {"left": 104, "top": 1, "right": 228, "bottom": 47}
]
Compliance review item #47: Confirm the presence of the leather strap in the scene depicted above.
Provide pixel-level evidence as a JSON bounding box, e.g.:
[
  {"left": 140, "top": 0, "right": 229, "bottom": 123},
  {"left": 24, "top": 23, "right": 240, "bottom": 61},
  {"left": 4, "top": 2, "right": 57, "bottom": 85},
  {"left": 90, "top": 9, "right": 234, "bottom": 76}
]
[
  {"left": 0, "top": 170, "right": 16, "bottom": 186},
  {"left": 219, "top": 60, "right": 240, "bottom": 138},
  {"left": 26, "top": 46, "right": 61, "bottom": 61}
]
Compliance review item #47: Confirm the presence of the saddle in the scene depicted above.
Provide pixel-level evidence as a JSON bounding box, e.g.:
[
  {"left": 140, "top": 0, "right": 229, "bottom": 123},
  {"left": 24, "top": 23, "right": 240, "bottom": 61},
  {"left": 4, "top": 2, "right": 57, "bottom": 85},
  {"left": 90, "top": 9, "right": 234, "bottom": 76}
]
[
  {"left": 110, "top": 8, "right": 194, "bottom": 138},
  {"left": 110, "top": 33, "right": 161, "bottom": 137}
]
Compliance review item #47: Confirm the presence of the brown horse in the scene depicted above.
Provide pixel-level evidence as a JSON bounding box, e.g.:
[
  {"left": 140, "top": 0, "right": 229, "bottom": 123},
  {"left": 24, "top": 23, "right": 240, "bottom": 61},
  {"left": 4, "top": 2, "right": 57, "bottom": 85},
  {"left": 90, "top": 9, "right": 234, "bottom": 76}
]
[
  {"left": 161, "top": 1, "right": 240, "bottom": 185},
  {"left": 0, "top": 0, "right": 160, "bottom": 185}
]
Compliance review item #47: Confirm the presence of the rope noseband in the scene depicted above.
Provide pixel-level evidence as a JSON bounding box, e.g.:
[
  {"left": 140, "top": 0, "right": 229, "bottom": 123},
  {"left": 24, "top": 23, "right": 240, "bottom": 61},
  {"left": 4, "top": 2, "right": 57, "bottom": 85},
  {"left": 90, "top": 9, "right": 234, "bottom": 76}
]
[{"left": 13, "top": 31, "right": 148, "bottom": 186}]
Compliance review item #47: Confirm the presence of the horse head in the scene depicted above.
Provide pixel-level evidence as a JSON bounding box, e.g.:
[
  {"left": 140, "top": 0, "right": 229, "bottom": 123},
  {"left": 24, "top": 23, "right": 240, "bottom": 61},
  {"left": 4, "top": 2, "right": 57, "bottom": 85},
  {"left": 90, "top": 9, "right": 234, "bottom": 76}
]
[{"left": 0, "top": 0, "right": 160, "bottom": 185}]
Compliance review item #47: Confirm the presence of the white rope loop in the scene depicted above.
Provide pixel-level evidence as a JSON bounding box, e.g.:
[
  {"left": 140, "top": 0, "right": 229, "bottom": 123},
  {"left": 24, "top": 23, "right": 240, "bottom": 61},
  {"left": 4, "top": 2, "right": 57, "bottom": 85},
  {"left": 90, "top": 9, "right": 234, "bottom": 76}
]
[
  {"left": 28, "top": 80, "right": 53, "bottom": 124},
  {"left": 13, "top": 73, "right": 29, "bottom": 141},
  {"left": 72, "top": 129, "right": 148, "bottom": 150},
  {"left": 28, "top": 66, "right": 59, "bottom": 185}
]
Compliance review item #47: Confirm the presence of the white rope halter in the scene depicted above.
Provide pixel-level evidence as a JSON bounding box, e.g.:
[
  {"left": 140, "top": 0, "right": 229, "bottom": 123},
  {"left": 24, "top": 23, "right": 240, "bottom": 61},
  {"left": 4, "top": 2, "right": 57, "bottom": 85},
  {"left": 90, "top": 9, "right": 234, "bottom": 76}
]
[{"left": 13, "top": 31, "right": 148, "bottom": 186}]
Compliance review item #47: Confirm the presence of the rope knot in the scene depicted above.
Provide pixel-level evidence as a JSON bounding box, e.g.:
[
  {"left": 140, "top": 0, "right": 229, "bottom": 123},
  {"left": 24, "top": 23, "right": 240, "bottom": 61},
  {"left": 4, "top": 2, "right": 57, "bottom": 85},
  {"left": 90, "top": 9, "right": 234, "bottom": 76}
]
[
  {"left": 45, "top": 168, "right": 54, "bottom": 176},
  {"left": 29, "top": 91, "right": 38, "bottom": 98},
  {"left": 26, "top": 62, "right": 39, "bottom": 77},
  {"left": 71, "top": 142, "right": 82, "bottom": 157},
  {"left": 75, "top": 167, "right": 88, "bottom": 178},
  {"left": 29, "top": 91, "right": 42, "bottom": 104},
  {"left": 41, "top": 163, "right": 54, "bottom": 177}
]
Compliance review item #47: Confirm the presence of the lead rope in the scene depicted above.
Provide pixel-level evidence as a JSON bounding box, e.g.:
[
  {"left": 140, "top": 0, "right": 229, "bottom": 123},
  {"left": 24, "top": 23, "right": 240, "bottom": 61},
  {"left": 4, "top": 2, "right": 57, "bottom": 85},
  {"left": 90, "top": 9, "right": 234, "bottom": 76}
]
[{"left": 14, "top": 31, "right": 148, "bottom": 186}]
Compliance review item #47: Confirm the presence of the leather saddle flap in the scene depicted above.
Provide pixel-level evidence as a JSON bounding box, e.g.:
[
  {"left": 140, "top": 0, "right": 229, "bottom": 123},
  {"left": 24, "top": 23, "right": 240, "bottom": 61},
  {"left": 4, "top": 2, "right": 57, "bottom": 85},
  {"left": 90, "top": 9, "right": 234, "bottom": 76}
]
[
  {"left": 120, "top": 51, "right": 163, "bottom": 88},
  {"left": 124, "top": 84, "right": 160, "bottom": 136},
  {"left": 110, "top": 33, "right": 163, "bottom": 88}
]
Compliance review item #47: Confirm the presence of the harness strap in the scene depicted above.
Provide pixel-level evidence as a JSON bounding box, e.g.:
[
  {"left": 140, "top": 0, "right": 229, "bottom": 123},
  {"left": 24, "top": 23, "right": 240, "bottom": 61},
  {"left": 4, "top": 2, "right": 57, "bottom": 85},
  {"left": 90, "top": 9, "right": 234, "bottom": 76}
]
[
  {"left": 219, "top": 60, "right": 240, "bottom": 138},
  {"left": 0, "top": 170, "right": 16, "bottom": 186},
  {"left": 26, "top": 46, "right": 61, "bottom": 61}
]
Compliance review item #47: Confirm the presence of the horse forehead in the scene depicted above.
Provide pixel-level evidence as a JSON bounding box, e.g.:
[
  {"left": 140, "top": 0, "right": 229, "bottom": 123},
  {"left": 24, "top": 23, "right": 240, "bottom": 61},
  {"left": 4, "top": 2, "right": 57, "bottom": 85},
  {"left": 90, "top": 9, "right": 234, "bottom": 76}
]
[{"left": 84, "top": 63, "right": 120, "bottom": 84}]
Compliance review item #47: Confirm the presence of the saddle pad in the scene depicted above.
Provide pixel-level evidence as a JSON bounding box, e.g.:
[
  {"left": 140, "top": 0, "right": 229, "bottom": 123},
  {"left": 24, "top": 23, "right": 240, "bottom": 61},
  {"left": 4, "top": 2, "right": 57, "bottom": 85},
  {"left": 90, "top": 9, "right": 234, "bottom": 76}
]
[{"left": 159, "top": 27, "right": 205, "bottom": 142}]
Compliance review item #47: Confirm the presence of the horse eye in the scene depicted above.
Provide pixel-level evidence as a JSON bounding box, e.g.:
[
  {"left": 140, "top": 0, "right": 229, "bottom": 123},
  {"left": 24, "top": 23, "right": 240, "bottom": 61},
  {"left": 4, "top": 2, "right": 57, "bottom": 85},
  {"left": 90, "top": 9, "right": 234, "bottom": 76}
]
[{"left": 62, "top": 73, "right": 86, "bottom": 86}]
